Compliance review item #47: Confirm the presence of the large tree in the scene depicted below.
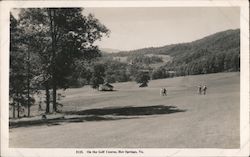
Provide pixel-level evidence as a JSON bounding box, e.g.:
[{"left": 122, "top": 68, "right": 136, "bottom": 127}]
[
  {"left": 11, "top": 8, "right": 109, "bottom": 114},
  {"left": 10, "top": 13, "right": 39, "bottom": 117},
  {"left": 47, "top": 8, "right": 109, "bottom": 111}
]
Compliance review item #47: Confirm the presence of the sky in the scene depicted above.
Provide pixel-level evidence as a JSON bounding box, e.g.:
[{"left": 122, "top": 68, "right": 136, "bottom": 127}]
[
  {"left": 11, "top": 7, "right": 240, "bottom": 51},
  {"left": 83, "top": 7, "right": 240, "bottom": 51}
]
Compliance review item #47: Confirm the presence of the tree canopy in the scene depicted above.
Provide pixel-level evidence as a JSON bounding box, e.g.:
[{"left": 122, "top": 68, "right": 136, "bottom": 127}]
[{"left": 10, "top": 8, "right": 109, "bottom": 116}]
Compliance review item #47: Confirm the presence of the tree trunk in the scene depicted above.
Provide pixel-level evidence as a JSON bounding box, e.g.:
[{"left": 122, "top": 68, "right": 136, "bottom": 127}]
[
  {"left": 49, "top": 9, "right": 57, "bottom": 112},
  {"left": 45, "top": 81, "right": 50, "bottom": 113},
  {"left": 17, "top": 100, "right": 20, "bottom": 118},
  {"left": 52, "top": 81, "right": 57, "bottom": 112},
  {"left": 12, "top": 103, "right": 15, "bottom": 118},
  {"left": 13, "top": 91, "right": 19, "bottom": 118},
  {"left": 27, "top": 50, "right": 31, "bottom": 117}
]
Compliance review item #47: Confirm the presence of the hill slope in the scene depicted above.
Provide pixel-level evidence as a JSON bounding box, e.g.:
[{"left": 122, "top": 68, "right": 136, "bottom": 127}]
[
  {"left": 111, "top": 29, "right": 239, "bottom": 57},
  {"left": 110, "top": 29, "right": 240, "bottom": 76}
]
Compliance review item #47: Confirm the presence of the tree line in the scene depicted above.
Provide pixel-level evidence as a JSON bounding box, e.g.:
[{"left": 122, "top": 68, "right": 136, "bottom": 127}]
[
  {"left": 165, "top": 48, "right": 240, "bottom": 77},
  {"left": 106, "top": 29, "right": 240, "bottom": 79},
  {"left": 127, "top": 54, "right": 163, "bottom": 65},
  {"left": 69, "top": 41, "right": 240, "bottom": 90}
]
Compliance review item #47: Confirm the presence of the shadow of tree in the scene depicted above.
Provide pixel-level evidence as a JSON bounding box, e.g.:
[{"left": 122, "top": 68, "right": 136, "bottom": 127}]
[
  {"left": 66, "top": 105, "right": 186, "bottom": 116},
  {"left": 9, "top": 115, "right": 135, "bottom": 128},
  {"left": 10, "top": 105, "right": 186, "bottom": 128}
]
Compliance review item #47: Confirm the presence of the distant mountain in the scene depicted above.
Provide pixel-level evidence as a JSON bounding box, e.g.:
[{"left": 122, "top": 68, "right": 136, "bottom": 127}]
[
  {"left": 108, "top": 29, "right": 240, "bottom": 75},
  {"left": 110, "top": 29, "right": 240, "bottom": 58},
  {"left": 100, "top": 48, "right": 121, "bottom": 53}
]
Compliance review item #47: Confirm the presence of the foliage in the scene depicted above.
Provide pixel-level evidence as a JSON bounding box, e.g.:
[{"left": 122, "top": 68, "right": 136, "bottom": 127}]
[
  {"left": 10, "top": 13, "right": 38, "bottom": 117},
  {"left": 109, "top": 29, "right": 240, "bottom": 77},
  {"left": 90, "top": 63, "right": 105, "bottom": 89},
  {"left": 10, "top": 8, "right": 109, "bottom": 115},
  {"left": 127, "top": 54, "right": 163, "bottom": 65},
  {"left": 102, "top": 59, "right": 130, "bottom": 83},
  {"left": 152, "top": 67, "right": 168, "bottom": 80},
  {"left": 135, "top": 72, "right": 150, "bottom": 84}
]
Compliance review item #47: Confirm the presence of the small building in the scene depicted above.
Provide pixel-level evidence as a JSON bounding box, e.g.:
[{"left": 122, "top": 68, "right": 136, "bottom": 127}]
[{"left": 99, "top": 82, "right": 114, "bottom": 91}]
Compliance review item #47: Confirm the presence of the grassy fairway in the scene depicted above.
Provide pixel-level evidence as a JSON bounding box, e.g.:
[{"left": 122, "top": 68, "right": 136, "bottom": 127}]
[{"left": 9, "top": 72, "right": 240, "bottom": 148}]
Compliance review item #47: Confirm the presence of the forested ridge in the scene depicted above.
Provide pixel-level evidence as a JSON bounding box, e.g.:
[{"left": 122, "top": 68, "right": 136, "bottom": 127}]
[
  {"left": 110, "top": 29, "right": 239, "bottom": 57},
  {"left": 108, "top": 29, "right": 240, "bottom": 76}
]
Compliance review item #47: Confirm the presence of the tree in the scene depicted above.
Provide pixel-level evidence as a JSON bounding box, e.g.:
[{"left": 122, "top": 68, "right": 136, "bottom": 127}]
[
  {"left": 67, "top": 60, "right": 93, "bottom": 87},
  {"left": 90, "top": 63, "right": 105, "bottom": 89},
  {"left": 10, "top": 13, "right": 37, "bottom": 118},
  {"left": 47, "top": 8, "right": 109, "bottom": 111},
  {"left": 10, "top": 13, "right": 19, "bottom": 118},
  {"left": 12, "top": 8, "right": 109, "bottom": 113},
  {"left": 135, "top": 71, "right": 150, "bottom": 84},
  {"left": 17, "top": 8, "right": 53, "bottom": 114}
]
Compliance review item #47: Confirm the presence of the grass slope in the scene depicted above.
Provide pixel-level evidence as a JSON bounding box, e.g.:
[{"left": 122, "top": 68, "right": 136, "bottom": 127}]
[{"left": 10, "top": 72, "right": 240, "bottom": 148}]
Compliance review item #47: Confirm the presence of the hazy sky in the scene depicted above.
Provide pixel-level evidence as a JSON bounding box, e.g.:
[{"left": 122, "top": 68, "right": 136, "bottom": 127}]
[
  {"left": 83, "top": 7, "right": 240, "bottom": 51},
  {"left": 11, "top": 7, "right": 240, "bottom": 51}
]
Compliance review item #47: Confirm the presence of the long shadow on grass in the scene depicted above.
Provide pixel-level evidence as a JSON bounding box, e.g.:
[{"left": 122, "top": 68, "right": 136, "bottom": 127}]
[
  {"left": 9, "top": 115, "right": 133, "bottom": 129},
  {"left": 10, "top": 105, "right": 186, "bottom": 128},
  {"left": 66, "top": 105, "right": 186, "bottom": 116}
]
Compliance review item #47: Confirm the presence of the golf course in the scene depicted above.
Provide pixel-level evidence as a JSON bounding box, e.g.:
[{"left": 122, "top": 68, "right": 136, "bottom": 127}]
[{"left": 9, "top": 72, "right": 240, "bottom": 148}]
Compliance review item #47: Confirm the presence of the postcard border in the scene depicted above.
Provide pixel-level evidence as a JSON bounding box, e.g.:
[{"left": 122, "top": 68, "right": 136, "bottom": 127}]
[{"left": 1, "top": 1, "right": 249, "bottom": 157}]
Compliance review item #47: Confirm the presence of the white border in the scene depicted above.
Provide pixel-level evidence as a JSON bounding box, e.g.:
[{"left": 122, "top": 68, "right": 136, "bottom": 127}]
[{"left": 1, "top": 1, "right": 249, "bottom": 157}]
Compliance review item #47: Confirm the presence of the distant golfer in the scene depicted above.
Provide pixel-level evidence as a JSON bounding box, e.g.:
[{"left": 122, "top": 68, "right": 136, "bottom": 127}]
[
  {"left": 163, "top": 88, "right": 167, "bottom": 96},
  {"left": 203, "top": 85, "right": 207, "bottom": 95},
  {"left": 160, "top": 88, "right": 167, "bottom": 96},
  {"left": 198, "top": 85, "right": 202, "bottom": 95}
]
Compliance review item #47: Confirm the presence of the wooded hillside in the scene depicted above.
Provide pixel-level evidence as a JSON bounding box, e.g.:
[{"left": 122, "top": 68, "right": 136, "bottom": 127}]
[{"left": 107, "top": 29, "right": 240, "bottom": 76}]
